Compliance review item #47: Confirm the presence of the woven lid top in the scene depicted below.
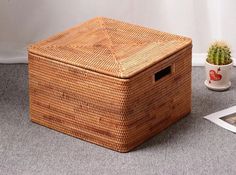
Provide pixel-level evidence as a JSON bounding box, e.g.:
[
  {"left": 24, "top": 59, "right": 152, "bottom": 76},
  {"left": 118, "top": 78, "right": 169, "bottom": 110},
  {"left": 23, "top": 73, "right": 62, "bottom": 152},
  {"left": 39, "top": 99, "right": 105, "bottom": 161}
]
[{"left": 28, "top": 17, "right": 192, "bottom": 78}]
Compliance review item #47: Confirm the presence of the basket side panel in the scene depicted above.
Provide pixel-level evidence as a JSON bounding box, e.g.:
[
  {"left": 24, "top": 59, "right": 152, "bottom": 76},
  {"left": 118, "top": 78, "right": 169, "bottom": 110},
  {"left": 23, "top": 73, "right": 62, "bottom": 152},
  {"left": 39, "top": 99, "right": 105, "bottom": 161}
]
[{"left": 122, "top": 46, "right": 192, "bottom": 151}]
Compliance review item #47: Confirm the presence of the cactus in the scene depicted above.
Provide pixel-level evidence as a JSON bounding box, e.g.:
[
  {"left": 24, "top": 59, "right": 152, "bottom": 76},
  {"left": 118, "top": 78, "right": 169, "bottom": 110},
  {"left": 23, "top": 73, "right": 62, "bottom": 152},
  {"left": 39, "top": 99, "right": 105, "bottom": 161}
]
[{"left": 207, "top": 41, "right": 232, "bottom": 65}]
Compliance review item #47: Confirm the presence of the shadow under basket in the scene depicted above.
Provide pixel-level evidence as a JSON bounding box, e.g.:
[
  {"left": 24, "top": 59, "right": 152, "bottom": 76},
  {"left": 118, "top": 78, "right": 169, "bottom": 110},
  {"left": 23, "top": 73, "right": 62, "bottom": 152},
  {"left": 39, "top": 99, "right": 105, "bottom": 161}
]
[{"left": 28, "top": 17, "right": 192, "bottom": 152}]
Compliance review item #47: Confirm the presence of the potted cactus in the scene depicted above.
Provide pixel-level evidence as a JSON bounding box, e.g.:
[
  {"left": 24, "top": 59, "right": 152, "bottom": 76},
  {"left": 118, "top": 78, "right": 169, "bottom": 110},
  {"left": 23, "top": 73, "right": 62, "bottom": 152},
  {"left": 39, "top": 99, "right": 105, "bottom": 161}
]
[{"left": 205, "top": 41, "right": 233, "bottom": 91}]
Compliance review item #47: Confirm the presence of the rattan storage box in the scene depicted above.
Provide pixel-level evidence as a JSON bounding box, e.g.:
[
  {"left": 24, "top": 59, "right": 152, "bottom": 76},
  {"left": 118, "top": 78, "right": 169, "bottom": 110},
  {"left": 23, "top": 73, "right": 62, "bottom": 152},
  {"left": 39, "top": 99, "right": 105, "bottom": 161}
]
[{"left": 28, "top": 17, "right": 192, "bottom": 152}]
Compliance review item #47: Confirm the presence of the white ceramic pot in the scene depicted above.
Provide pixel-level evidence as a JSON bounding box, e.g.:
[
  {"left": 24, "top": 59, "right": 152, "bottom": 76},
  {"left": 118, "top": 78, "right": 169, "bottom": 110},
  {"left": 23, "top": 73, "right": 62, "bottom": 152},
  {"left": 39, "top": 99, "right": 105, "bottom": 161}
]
[{"left": 205, "top": 60, "right": 233, "bottom": 91}]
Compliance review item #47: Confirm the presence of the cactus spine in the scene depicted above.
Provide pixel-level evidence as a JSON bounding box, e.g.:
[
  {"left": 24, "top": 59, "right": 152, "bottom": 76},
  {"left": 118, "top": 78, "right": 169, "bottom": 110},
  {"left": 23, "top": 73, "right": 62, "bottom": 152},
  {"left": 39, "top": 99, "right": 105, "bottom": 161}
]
[{"left": 207, "top": 41, "right": 232, "bottom": 65}]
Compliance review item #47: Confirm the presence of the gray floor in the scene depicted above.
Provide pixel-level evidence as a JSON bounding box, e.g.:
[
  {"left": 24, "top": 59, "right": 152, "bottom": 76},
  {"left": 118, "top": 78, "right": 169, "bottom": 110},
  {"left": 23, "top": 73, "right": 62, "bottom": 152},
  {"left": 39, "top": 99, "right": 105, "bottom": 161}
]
[{"left": 0, "top": 64, "right": 236, "bottom": 175}]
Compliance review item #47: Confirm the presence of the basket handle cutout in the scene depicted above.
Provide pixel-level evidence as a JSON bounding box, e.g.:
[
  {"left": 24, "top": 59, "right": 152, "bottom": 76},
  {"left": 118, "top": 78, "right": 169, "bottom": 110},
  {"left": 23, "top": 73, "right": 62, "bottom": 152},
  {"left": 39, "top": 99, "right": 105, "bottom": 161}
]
[{"left": 154, "top": 66, "right": 172, "bottom": 81}]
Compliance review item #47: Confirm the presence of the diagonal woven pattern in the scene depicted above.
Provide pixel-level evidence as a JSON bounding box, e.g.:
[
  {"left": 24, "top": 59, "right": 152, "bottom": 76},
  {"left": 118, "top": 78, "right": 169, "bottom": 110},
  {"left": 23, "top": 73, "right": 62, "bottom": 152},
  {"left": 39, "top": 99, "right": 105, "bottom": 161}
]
[{"left": 28, "top": 17, "right": 191, "bottom": 78}]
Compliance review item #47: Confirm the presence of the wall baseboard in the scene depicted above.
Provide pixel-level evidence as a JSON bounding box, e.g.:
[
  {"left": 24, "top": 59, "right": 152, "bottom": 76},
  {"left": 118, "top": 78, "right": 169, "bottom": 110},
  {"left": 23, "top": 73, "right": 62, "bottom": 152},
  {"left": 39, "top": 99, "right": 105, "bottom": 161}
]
[
  {"left": 192, "top": 53, "right": 206, "bottom": 66},
  {"left": 0, "top": 54, "right": 235, "bottom": 66},
  {"left": 0, "top": 57, "right": 28, "bottom": 64}
]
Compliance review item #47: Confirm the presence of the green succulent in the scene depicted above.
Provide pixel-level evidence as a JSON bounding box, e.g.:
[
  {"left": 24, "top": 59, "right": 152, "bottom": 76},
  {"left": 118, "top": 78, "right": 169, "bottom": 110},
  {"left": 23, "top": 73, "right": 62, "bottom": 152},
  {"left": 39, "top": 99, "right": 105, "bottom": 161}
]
[{"left": 207, "top": 41, "right": 232, "bottom": 65}]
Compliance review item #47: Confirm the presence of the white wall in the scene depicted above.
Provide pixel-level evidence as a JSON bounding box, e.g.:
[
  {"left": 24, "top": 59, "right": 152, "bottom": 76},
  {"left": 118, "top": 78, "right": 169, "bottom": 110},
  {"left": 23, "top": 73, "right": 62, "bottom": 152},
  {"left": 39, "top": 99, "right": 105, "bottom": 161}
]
[{"left": 0, "top": 0, "right": 235, "bottom": 64}]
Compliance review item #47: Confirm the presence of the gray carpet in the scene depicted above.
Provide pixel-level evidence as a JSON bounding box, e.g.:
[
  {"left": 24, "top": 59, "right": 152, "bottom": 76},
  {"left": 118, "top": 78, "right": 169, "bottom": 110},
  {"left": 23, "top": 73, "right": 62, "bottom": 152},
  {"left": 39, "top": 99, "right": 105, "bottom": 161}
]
[{"left": 0, "top": 64, "right": 236, "bottom": 175}]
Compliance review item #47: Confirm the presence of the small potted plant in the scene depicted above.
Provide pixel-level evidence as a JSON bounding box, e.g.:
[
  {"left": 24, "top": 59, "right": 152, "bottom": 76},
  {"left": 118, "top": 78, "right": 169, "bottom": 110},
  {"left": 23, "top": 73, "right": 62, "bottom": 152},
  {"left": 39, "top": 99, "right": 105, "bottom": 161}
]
[{"left": 205, "top": 41, "right": 233, "bottom": 91}]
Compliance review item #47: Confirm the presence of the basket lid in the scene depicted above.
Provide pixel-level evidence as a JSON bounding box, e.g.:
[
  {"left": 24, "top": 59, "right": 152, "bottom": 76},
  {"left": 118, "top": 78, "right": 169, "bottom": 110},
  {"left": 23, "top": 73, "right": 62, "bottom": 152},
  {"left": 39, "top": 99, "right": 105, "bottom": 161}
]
[{"left": 28, "top": 17, "right": 192, "bottom": 78}]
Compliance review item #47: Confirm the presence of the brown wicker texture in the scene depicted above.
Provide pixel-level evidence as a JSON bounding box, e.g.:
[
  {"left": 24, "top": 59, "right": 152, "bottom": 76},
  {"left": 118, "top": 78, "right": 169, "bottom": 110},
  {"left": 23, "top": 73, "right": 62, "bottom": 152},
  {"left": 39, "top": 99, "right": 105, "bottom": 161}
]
[{"left": 28, "top": 17, "right": 192, "bottom": 152}]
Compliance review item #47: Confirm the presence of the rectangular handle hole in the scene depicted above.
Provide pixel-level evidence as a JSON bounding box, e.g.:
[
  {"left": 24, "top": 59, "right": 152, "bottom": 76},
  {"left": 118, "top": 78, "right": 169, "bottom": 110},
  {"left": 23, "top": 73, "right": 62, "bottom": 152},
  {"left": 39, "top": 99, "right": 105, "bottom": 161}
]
[{"left": 154, "top": 66, "right": 171, "bottom": 81}]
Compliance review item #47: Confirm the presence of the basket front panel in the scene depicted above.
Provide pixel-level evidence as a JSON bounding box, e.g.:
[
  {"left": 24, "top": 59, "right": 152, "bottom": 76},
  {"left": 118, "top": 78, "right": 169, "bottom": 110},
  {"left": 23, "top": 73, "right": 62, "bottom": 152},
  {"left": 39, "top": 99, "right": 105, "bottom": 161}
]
[{"left": 28, "top": 53, "right": 134, "bottom": 152}]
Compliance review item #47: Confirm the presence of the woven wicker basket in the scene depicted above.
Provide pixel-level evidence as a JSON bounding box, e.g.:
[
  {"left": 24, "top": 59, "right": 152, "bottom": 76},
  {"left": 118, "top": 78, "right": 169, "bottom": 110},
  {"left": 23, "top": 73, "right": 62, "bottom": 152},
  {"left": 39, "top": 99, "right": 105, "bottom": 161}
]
[{"left": 28, "top": 17, "right": 192, "bottom": 152}]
